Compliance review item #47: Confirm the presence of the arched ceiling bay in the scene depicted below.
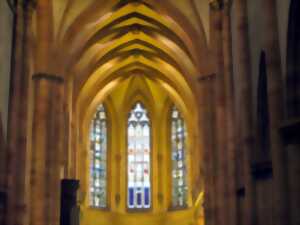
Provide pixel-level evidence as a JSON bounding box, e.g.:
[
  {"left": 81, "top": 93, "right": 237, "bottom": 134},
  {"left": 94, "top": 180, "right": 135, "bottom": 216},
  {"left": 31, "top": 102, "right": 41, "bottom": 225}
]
[
  {"left": 31, "top": 0, "right": 211, "bottom": 78},
  {"left": 30, "top": 0, "right": 211, "bottom": 126},
  {"left": 50, "top": 0, "right": 210, "bottom": 46},
  {"left": 76, "top": 64, "right": 198, "bottom": 127}
]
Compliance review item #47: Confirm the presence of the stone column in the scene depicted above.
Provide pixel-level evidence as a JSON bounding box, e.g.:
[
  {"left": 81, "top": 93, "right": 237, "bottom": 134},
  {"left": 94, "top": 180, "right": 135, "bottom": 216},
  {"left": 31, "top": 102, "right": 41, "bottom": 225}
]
[
  {"left": 6, "top": 2, "right": 34, "bottom": 225},
  {"left": 222, "top": 2, "right": 238, "bottom": 225},
  {"left": 233, "top": 1, "right": 256, "bottom": 225},
  {"left": 30, "top": 74, "right": 65, "bottom": 225},
  {"left": 198, "top": 73, "right": 216, "bottom": 225},
  {"left": 210, "top": 2, "right": 228, "bottom": 225},
  {"left": 260, "top": 1, "right": 289, "bottom": 225}
]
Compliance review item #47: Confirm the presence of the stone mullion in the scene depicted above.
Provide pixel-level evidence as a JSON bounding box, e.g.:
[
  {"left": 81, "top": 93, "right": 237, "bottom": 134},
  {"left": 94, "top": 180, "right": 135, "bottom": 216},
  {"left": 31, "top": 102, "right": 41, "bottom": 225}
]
[
  {"left": 233, "top": 1, "right": 257, "bottom": 225},
  {"left": 30, "top": 74, "right": 64, "bottom": 225},
  {"left": 261, "top": 2, "right": 289, "bottom": 225},
  {"left": 222, "top": 2, "right": 238, "bottom": 225}
]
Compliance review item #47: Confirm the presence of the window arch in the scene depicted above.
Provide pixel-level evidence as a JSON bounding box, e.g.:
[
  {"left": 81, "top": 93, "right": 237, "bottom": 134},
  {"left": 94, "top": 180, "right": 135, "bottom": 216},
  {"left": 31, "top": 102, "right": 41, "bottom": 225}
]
[
  {"left": 171, "top": 106, "right": 188, "bottom": 208},
  {"left": 89, "top": 104, "right": 108, "bottom": 208},
  {"left": 127, "top": 102, "right": 151, "bottom": 209}
]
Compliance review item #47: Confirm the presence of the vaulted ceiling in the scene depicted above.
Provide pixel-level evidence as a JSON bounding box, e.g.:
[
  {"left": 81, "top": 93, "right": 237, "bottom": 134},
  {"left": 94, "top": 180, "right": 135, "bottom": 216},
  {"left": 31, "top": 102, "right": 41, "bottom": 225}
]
[
  {"left": 30, "top": 0, "right": 211, "bottom": 130},
  {"left": 28, "top": 0, "right": 209, "bottom": 209},
  {"left": 31, "top": 0, "right": 210, "bottom": 84}
]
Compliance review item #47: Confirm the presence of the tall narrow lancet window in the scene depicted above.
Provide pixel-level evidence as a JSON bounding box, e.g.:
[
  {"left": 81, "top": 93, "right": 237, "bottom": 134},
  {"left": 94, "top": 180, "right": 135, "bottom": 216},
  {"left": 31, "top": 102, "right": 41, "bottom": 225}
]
[
  {"left": 171, "top": 106, "right": 188, "bottom": 208},
  {"left": 287, "top": 0, "right": 300, "bottom": 117},
  {"left": 257, "top": 51, "right": 271, "bottom": 159},
  {"left": 89, "top": 104, "right": 107, "bottom": 208},
  {"left": 127, "top": 102, "right": 151, "bottom": 209}
]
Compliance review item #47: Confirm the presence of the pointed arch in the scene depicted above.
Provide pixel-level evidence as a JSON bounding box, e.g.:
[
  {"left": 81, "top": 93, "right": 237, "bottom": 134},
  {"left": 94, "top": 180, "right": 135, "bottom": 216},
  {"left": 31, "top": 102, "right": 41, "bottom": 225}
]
[{"left": 122, "top": 75, "right": 156, "bottom": 115}]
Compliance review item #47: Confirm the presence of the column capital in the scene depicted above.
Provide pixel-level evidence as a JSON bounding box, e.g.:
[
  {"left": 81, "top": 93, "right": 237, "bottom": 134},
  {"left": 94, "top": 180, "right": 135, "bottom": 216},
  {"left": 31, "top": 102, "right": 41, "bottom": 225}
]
[
  {"left": 209, "top": 0, "right": 232, "bottom": 11},
  {"left": 7, "top": 0, "right": 37, "bottom": 12},
  {"left": 23, "top": 0, "right": 37, "bottom": 8},
  {"left": 32, "top": 73, "right": 64, "bottom": 83},
  {"left": 197, "top": 73, "right": 216, "bottom": 82}
]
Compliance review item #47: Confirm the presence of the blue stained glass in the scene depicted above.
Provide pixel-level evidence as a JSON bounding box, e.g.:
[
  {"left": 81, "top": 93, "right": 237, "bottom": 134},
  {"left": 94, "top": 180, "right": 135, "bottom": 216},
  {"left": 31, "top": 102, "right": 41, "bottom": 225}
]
[
  {"left": 171, "top": 106, "right": 188, "bottom": 208},
  {"left": 144, "top": 188, "right": 149, "bottom": 205},
  {"left": 127, "top": 102, "right": 151, "bottom": 209},
  {"left": 129, "top": 188, "right": 134, "bottom": 206},
  {"left": 137, "top": 192, "right": 142, "bottom": 206},
  {"left": 89, "top": 104, "right": 107, "bottom": 208}
]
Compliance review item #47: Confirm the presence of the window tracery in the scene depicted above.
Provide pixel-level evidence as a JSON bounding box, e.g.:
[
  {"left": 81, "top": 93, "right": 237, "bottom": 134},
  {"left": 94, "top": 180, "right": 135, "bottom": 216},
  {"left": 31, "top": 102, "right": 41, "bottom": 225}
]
[
  {"left": 88, "top": 102, "right": 189, "bottom": 210},
  {"left": 127, "top": 102, "right": 151, "bottom": 209}
]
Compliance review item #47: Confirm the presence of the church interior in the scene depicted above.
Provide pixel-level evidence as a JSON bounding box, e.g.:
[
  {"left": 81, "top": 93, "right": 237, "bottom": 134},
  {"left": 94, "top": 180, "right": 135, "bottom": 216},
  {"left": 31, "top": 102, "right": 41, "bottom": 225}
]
[{"left": 0, "top": 0, "right": 299, "bottom": 225}]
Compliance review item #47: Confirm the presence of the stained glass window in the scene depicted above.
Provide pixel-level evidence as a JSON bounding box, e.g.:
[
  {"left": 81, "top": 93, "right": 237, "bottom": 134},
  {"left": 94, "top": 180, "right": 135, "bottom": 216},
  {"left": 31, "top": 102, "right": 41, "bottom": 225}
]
[
  {"left": 171, "top": 106, "right": 188, "bottom": 208},
  {"left": 89, "top": 104, "right": 107, "bottom": 208},
  {"left": 127, "top": 102, "right": 151, "bottom": 209}
]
